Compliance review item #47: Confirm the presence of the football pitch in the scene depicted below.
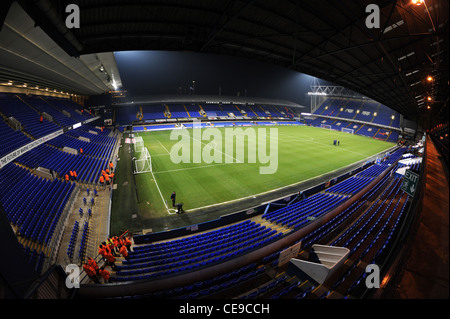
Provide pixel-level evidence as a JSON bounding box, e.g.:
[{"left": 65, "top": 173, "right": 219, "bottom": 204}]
[{"left": 110, "top": 125, "right": 395, "bottom": 234}]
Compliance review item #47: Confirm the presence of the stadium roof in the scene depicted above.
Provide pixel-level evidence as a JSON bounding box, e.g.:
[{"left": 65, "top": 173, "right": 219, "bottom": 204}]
[{"left": 1, "top": 0, "right": 448, "bottom": 124}]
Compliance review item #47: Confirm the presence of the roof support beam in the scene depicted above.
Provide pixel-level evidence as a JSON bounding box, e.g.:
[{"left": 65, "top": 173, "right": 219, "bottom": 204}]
[
  {"left": 17, "top": 0, "right": 82, "bottom": 57},
  {"left": 201, "top": 0, "right": 258, "bottom": 51}
]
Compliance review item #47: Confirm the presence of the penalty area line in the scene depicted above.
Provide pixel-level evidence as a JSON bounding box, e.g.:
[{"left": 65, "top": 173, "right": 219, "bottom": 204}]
[
  {"left": 157, "top": 139, "right": 171, "bottom": 155},
  {"left": 153, "top": 162, "right": 235, "bottom": 174},
  {"left": 143, "top": 168, "right": 173, "bottom": 215}
]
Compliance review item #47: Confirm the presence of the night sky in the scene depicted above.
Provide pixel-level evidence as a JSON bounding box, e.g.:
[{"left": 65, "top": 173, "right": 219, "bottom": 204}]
[{"left": 114, "top": 50, "right": 332, "bottom": 107}]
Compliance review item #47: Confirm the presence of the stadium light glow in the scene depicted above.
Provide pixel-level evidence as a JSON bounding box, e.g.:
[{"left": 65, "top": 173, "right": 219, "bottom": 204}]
[{"left": 427, "top": 75, "right": 433, "bottom": 82}]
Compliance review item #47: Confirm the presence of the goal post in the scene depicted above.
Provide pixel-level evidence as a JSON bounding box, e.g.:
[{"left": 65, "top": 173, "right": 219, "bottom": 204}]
[
  {"left": 341, "top": 127, "right": 354, "bottom": 134},
  {"left": 320, "top": 124, "right": 332, "bottom": 130},
  {"left": 134, "top": 136, "right": 144, "bottom": 154},
  {"left": 133, "top": 146, "right": 152, "bottom": 174}
]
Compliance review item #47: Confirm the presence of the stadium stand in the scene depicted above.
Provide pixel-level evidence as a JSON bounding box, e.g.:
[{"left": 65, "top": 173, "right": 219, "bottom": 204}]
[
  {"left": 112, "top": 220, "right": 283, "bottom": 282},
  {"left": 113, "top": 102, "right": 298, "bottom": 124},
  {"left": 0, "top": 92, "right": 121, "bottom": 277},
  {"left": 1, "top": 86, "right": 437, "bottom": 301},
  {"left": 0, "top": 0, "right": 447, "bottom": 303},
  {"left": 0, "top": 86, "right": 423, "bottom": 300},
  {"left": 0, "top": 94, "right": 61, "bottom": 139},
  {"left": 85, "top": 147, "right": 408, "bottom": 299},
  {"left": 0, "top": 163, "right": 76, "bottom": 245},
  {"left": 44, "top": 97, "right": 93, "bottom": 123},
  {"left": 167, "top": 104, "right": 189, "bottom": 118},
  {"left": 305, "top": 97, "right": 401, "bottom": 143},
  {"left": 185, "top": 104, "right": 202, "bottom": 117},
  {"left": 0, "top": 116, "right": 32, "bottom": 158},
  {"left": 22, "top": 95, "right": 78, "bottom": 127},
  {"left": 67, "top": 221, "right": 79, "bottom": 261}
]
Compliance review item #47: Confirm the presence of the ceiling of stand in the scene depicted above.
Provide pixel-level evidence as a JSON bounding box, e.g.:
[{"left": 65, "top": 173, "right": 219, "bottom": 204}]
[{"left": 1, "top": 0, "right": 448, "bottom": 123}]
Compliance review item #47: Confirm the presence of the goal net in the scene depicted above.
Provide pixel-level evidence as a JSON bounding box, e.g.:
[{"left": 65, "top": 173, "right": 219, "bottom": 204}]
[
  {"left": 134, "top": 147, "right": 152, "bottom": 174},
  {"left": 341, "top": 127, "right": 354, "bottom": 134},
  {"left": 320, "top": 124, "right": 332, "bottom": 130},
  {"left": 134, "top": 136, "right": 144, "bottom": 154},
  {"left": 133, "top": 136, "right": 152, "bottom": 174}
]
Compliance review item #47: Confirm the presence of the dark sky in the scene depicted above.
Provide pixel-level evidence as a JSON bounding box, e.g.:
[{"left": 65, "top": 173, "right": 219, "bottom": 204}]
[{"left": 114, "top": 50, "right": 332, "bottom": 106}]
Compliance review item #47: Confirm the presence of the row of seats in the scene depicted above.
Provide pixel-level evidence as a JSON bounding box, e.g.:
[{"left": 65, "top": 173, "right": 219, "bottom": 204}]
[
  {"left": 0, "top": 97, "right": 61, "bottom": 139},
  {"left": 306, "top": 117, "right": 399, "bottom": 142},
  {"left": 252, "top": 148, "right": 409, "bottom": 298},
  {"left": 357, "top": 163, "right": 389, "bottom": 177},
  {"left": 23, "top": 96, "right": 78, "bottom": 128},
  {"left": 0, "top": 94, "right": 116, "bottom": 277},
  {"left": 114, "top": 221, "right": 282, "bottom": 281},
  {"left": 119, "top": 226, "right": 278, "bottom": 274},
  {"left": 0, "top": 163, "right": 76, "bottom": 244},
  {"left": 325, "top": 176, "right": 374, "bottom": 195},
  {"left": 112, "top": 263, "right": 265, "bottom": 299},
  {"left": 174, "top": 265, "right": 266, "bottom": 299},
  {"left": 287, "top": 195, "right": 348, "bottom": 230},
  {"left": 262, "top": 193, "right": 348, "bottom": 229},
  {"left": 130, "top": 220, "right": 260, "bottom": 258},
  {"left": 47, "top": 133, "right": 114, "bottom": 159},
  {"left": 314, "top": 98, "right": 400, "bottom": 128},
  {"left": 15, "top": 144, "right": 108, "bottom": 184},
  {"left": 24, "top": 246, "right": 46, "bottom": 275},
  {"left": 240, "top": 274, "right": 288, "bottom": 299},
  {"left": 114, "top": 103, "right": 297, "bottom": 124},
  {"left": 300, "top": 172, "right": 393, "bottom": 249},
  {"left": 44, "top": 97, "right": 91, "bottom": 123},
  {"left": 0, "top": 119, "right": 31, "bottom": 158},
  {"left": 343, "top": 188, "right": 410, "bottom": 297},
  {"left": 65, "top": 127, "right": 114, "bottom": 144},
  {"left": 333, "top": 178, "right": 403, "bottom": 253},
  {"left": 67, "top": 221, "right": 79, "bottom": 261},
  {"left": 287, "top": 173, "right": 409, "bottom": 299},
  {"left": 78, "top": 221, "right": 89, "bottom": 261},
  {"left": 332, "top": 183, "right": 409, "bottom": 297},
  {"left": 0, "top": 93, "right": 94, "bottom": 157}
]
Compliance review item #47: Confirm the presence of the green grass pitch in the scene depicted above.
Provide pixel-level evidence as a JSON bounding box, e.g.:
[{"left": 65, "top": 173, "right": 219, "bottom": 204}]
[{"left": 110, "top": 125, "right": 394, "bottom": 234}]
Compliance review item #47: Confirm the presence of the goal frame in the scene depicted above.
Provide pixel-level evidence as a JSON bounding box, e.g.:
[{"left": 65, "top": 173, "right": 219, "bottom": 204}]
[
  {"left": 341, "top": 127, "right": 354, "bottom": 134},
  {"left": 133, "top": 143, "right": 152, "bottom": 174},
  {"left": 134, "top": 136, "right": 144, "bottom": 154}
]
